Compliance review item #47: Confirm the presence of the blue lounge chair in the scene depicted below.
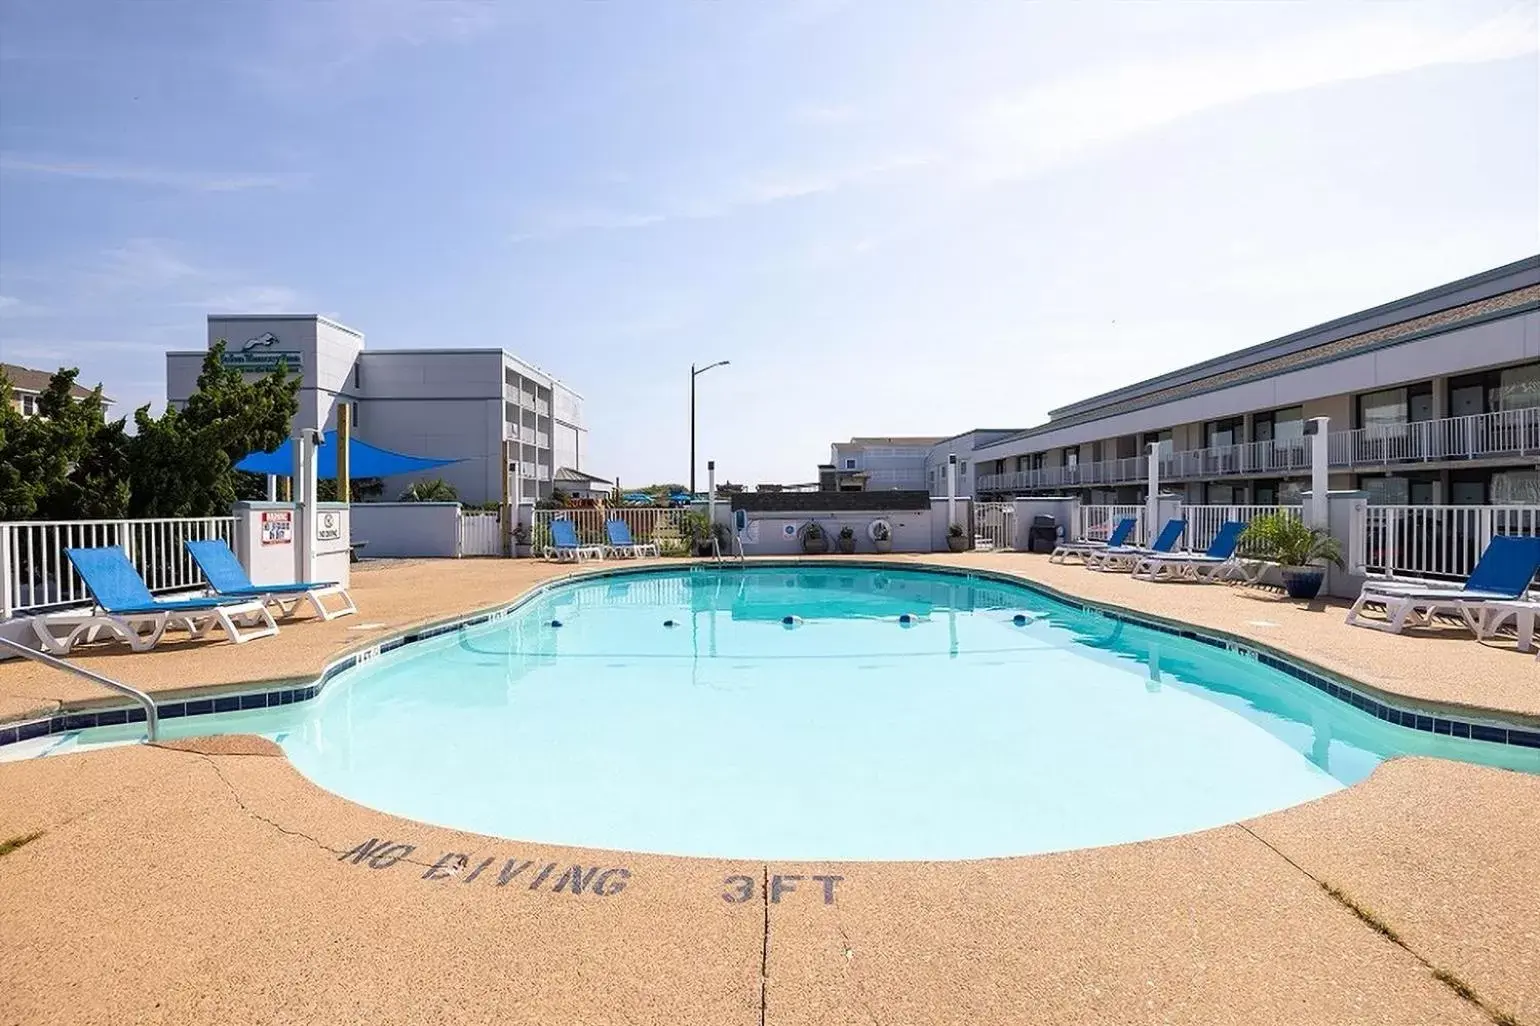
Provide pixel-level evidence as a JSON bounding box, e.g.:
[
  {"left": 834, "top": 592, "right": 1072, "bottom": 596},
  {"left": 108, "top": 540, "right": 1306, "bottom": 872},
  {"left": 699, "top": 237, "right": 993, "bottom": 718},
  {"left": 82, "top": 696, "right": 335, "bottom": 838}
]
[
  {"left": 185, "top": 540, "right": 357, "bottom": 621},
  {"left": 1049, "top": 517, "right": 1137, "bottom": 564},
  {"left": 543, "top": 519, "right": 605, "bottom": 563},
  {"left": 1347, "top": 535, "right": 1540, "bottom": 637},
  {"left": 1132, "top": 520, "right": 1262, "bottom": 583},
  {"left": 603, "top": 519, "right": 660, "bottom": 559},
  {"left": 1084, "top": 518, "right": 1187, "bottom": 572},
  {"left": 32, "top": 547, "right": 278, "bottom": 654}
]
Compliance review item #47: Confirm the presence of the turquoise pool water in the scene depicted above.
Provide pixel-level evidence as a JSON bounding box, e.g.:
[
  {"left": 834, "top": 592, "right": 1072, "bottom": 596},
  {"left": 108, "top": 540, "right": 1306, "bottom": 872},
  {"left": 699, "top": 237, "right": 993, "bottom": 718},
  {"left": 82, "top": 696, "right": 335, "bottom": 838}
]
[{"left": 42, "top": 567, "right": 1539, "bottom": 859}]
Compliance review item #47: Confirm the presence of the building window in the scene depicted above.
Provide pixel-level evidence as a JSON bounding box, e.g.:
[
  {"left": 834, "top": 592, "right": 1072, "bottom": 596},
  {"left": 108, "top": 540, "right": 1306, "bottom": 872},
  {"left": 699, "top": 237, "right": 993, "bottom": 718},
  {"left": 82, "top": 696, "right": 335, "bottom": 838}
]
[
  {"left": 959, "top": 460, "right": 967, "bottom": 475},
  {"left": 1254, "top": 406, "right": 1304, "bottom": 443},
  {"left": 1064, "top": 449, "right": 1078, "bottom": 469},
  {"left": 20, "top": 394, "right": 37, "bottom": 416},
  {"left": 353, "top": 364, "right": 361, "bottom": 389},
  {"left": 1491, "top": 469, "right": 1540, "bottom": 503},
  {"left": 1205, "top": 417, "right": 1244, "bottom": 448},
  {"left": 1359, "top": 473, "right": 1437, "bottom": 505},
  {"left": 1497, "top": 363, "right": 1540, "bottom": 411},
  {"left": 843, "top": 458, "right": 857, "bottom": 470}
]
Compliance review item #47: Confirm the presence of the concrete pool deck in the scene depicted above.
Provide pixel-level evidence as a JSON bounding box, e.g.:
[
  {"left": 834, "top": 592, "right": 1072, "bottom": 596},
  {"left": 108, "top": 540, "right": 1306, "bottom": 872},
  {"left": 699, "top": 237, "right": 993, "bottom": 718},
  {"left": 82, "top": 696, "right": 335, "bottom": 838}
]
[{"left": 1, "top": 554, "right": 1537, "bottom": 1024}]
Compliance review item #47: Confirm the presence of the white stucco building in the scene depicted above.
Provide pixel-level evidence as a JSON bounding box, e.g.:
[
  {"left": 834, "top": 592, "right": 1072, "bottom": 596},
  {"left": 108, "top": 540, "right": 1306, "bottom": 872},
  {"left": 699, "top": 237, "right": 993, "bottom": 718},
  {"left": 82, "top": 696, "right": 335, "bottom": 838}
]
[{"left": 166, "top": 315, "right": 587, "bottom": 503}]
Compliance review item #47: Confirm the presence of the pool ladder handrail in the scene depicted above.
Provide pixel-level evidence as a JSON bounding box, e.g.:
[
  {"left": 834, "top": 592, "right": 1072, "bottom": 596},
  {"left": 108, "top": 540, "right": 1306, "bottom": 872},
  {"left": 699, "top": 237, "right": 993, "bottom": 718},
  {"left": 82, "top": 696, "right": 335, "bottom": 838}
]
[
  {"left": 709, "top": 533, "right": 746, "bottom": 565},
  {"left": 0, "top": 636, "right": 159, "bottom": 742}
]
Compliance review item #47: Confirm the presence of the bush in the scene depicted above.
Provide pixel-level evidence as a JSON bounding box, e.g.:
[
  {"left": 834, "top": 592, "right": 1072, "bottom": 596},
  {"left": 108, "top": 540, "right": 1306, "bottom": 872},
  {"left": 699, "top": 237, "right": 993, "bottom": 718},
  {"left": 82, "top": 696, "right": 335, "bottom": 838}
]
[{"left": 1240, "top": 513, "right": 1344, "bottom": 569}]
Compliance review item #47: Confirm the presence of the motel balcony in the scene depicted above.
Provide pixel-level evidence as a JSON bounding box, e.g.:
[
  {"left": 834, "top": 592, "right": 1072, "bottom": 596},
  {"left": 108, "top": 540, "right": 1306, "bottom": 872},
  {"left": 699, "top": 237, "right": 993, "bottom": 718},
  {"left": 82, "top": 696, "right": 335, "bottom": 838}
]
[{"left": 976, "top": 407, "right": 1540, "bottom": 493}]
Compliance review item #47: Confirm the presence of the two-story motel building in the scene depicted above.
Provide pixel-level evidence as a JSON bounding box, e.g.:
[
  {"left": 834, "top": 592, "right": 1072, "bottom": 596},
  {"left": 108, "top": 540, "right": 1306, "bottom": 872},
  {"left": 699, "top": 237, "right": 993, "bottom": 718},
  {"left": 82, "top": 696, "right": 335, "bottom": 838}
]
[{"left": 830, "top": 255, "right": 1539, "bottom": 508}]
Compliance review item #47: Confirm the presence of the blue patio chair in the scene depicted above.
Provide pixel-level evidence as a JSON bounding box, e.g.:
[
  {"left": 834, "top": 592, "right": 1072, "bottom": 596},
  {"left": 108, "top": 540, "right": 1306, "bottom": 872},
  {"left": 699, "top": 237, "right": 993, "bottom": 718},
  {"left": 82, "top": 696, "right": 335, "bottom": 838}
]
[
  {"left": 31, "top": 547, "right": 278, "bottom": 654},
  {"left": 604, "top": 519, "right": 660, "bottom": 559},
  {"left": 1132, "top": 520, "right": 1262, "bottom": 583},
  {"left": 185, "top": 540, "right": 356, "bottom": 621},
  {"left": 543, "top": 519, "right": 605, "bottom": 563},
  {"left": 1347, "top": 534, "right": 1540, "bottom": 638},
  {"left": 1084, "top": 518, "right": 1188, "bottom": 572},
  {"left": 1049, "top": 517, "right": 1137, "bottom": 564}
]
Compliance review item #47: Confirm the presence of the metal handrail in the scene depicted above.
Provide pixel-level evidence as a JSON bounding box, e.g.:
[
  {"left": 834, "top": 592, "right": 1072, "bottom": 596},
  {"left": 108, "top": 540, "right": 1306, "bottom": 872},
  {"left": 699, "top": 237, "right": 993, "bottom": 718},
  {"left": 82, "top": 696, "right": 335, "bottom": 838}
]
[{"left": 0, "top": 636, "right": 159, "bottom": 741}]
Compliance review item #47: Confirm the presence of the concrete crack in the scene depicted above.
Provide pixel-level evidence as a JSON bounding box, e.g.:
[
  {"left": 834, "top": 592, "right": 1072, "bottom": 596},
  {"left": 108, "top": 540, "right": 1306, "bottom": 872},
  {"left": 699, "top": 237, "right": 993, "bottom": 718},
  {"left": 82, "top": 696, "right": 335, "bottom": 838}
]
[
  {"left": 1235, "top": 823, "right": 1523, "bottom": 1026},
  {"left": 760, "top": 863, "right": 769, "bottom": 1026},
  {"left": 193, "top": 752, "right": 446, "bottom": 872}
]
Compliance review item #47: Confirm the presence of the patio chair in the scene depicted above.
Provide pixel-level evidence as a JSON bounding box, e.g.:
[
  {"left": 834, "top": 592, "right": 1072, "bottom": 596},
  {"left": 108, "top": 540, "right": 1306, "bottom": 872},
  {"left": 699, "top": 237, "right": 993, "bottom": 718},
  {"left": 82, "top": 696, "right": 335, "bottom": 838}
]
[
  {"left": 1345, "top": 535, "right": 1540, "bottom": 639},
  {"left": 185, "top": 540, "right": 356, "bottom": 621},
  {"left": 1131, "top": 521, "right": 1263, "bottom": 584},
  {"left": 1049, "top": 517, "right": 1137, "bottom": 564},
  {"left": 604, "top": 519, "right": 660, "bottom": 559},
  {"left": 543, "top": 519, "right": 605, "bottom": 563},
  {"left": 1084, "top": 518, "right": 1187, "bottom": 573},
  {"left": 31, "top": 547, "right": 278, "bottom": 654}
]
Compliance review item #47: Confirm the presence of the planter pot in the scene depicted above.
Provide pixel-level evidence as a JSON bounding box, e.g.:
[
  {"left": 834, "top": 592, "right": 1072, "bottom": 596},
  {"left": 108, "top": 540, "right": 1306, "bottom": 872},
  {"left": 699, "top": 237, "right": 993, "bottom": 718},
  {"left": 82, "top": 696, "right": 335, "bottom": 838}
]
[
  {"left": 1280, "top": 565, "right": 1325, "bottom": 600},
  {"left": 836, "top": 536, "right": 857, "bottom": 554},
  {"left": 802, "top": 535, "right": 829, "bottom": 555},
  {"left": 873, "top": 539, "right": 892, "bottom": 554},
  {"left": 946, "top": 535, "right": 968, "bottom": 553},
  {"left": 694, "top": 540, "right": 716, "bottom": 557}
]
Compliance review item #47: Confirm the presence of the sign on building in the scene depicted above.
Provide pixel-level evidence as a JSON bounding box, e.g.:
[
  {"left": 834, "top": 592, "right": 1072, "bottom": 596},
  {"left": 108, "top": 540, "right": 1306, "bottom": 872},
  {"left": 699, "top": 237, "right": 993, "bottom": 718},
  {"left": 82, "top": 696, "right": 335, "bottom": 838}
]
[
  {"left": 317, "top": 511, "right": 342, "bottom": 541},
  {"left": 219, "top": 332, "right": 304, "bottom": 373},
  {"left": 261, "top": 510, "right": 294, "bottom": 545}
]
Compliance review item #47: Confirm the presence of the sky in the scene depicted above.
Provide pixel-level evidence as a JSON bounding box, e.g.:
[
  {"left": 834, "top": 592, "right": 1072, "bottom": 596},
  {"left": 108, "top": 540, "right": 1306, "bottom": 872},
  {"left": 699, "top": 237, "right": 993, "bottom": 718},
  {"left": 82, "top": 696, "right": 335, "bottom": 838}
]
[{"left": 0, "top": 0, "right": 1536, "bottom": 487}]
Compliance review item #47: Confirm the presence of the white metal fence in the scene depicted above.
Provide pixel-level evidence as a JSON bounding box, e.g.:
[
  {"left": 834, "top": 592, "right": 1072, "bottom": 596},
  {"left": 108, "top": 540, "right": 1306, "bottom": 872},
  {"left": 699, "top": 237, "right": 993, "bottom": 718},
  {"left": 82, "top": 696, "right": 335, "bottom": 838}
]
[
  {"left": 457, "top": 511, "right": 503, "bottom": 557},
  {"left": 533, "top": 507, "right": 692, "bottom": 555},
  {"left": 1180, "top": 504, "right": 1301, "bottom": 554},
  {"left": 972, "top": 502, "right": 1014, "bottom": 551},
  {"left": 1078, "top": 505, "right": 1146, "bottom": 545},
  {"left": 1, "top": 517, "right": 237, "bottom": 617},
  {"left": 1360, "top": 504, "right": 1540, "bottom": 582}
]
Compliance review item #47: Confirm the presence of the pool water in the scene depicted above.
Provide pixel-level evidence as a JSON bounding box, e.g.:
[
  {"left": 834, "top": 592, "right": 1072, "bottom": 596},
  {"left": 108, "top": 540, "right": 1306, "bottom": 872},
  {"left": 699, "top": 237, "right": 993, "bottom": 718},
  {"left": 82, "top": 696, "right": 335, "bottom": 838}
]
[{"left": 41, "top": 567, "right": 1539, "bottom": 860}]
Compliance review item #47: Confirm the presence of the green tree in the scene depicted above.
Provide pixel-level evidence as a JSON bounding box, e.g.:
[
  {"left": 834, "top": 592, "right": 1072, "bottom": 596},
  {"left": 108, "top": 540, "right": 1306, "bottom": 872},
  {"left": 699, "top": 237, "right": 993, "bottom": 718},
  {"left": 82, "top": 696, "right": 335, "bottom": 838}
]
[
  {"left": 0, "top": 367, "right": 128, "bottom": 519},
  {"left": 399, "top": 477, "right": 459, "bottom": 502},
  {"left": 126, "top": 341, "right": 299, "bottom": 517}
]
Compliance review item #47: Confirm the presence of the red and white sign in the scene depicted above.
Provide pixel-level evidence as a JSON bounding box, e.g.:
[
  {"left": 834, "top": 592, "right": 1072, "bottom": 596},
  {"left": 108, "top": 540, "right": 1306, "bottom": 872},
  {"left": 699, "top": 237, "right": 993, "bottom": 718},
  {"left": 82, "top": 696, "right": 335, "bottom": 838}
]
[{"left": 261, "top": 510, "right": 294, "bottom": 546}]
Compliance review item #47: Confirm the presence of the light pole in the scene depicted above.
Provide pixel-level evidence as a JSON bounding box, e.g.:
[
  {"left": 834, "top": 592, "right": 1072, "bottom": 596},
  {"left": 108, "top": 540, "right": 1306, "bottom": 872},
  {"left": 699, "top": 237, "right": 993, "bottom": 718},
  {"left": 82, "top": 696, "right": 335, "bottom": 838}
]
[{"left": 690, "top": 359, "right": 730, "bottom": 494}]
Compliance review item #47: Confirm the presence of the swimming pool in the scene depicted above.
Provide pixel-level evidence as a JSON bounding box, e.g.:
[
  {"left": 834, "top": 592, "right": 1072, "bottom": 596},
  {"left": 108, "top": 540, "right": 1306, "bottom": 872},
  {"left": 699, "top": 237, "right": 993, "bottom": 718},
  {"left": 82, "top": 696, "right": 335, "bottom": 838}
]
[{"left": 34, "top": 566, "right": 1539, "bottom": 859}]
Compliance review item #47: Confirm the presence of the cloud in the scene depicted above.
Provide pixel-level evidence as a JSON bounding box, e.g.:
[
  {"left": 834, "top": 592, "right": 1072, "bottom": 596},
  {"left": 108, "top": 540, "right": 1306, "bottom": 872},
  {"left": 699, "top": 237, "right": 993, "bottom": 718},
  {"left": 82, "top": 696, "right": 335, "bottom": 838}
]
[
  {"left": 182, "top": 286, "right": 304, "bottom": 313},
  {"left": 0, "top": 155, "right": 303, "bottom": 192},
  {"left": 957, "top": 5, "right": 1539, "bottom": 182},
  {"left": 0, "top": 296, "right": 18, "bottom": 313},
  {"left": 93, "top": 239, "right": 204, "bottom": 291},
  {"left": 511, "top": 154, "right": 934, "bottom": 241},
  {"left": 793, "top": 105, "right": 857, "bottom": 125}
]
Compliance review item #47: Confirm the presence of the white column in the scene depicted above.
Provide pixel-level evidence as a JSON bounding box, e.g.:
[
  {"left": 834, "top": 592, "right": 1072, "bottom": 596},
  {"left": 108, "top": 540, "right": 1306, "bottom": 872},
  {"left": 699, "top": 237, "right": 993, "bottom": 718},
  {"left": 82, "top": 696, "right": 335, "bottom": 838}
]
[
  {"left": 707, "top": 460, "right": 716, "bottom": 527},
  {"left": 946, "top": 453, "right": 957, "bottom": 525},
  {"left": 294, "top": 430, "right": 320, "bottom": 585},
  {"left": 1308, "top": 416, "right": 1330, "bottom": 528},
  {"left": 265, "top": 474, "right": 277, "bottom": 502},
  {"left": 1144, "top": 442, "right": 1160, "bottom": 546}
]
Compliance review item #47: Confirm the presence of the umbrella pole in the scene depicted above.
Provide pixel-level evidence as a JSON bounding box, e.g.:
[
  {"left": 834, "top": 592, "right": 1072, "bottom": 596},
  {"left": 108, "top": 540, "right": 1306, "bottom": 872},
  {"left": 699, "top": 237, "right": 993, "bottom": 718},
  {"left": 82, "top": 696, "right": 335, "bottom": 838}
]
[{"left": 337, "top": 403, "right": 352, "bottom": 503}]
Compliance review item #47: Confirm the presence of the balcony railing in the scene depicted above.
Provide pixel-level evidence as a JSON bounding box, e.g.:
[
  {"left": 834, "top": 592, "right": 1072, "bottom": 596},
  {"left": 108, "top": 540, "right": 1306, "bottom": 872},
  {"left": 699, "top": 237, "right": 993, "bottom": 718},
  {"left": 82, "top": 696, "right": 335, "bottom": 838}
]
[
  {"left": 976, "top": 408, "right": 1540, "bottom": 494},
  {"left": 1329, "top": 407, "right": 1540, "bottom": 467}
]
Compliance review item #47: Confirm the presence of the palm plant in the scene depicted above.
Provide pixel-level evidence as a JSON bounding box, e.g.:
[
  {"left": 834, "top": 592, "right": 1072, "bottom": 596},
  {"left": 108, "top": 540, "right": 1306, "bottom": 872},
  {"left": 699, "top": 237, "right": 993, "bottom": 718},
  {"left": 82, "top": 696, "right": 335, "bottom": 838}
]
[
  {"left": 1240, "top": 513, "right": 1344, "bottom": 569},
  {"left": 398, "top": 477, "right": 460, "bottom": 502}
]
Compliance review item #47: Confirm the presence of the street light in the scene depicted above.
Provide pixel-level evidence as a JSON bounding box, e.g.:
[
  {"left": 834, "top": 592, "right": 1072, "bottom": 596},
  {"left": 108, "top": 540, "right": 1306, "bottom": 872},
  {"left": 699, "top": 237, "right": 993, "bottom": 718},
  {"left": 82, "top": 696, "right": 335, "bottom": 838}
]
[{"left": 690, "top": 360, "right": 730, "bottom": 494}]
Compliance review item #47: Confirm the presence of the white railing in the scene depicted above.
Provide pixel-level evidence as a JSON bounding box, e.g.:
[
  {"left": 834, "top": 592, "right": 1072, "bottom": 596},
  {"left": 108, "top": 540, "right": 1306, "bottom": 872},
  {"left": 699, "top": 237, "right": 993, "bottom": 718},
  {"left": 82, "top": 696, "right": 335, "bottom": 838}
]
[
  {"left": 532, "top": 507, "right": 691, "bottom": 555},
  {"left": 1, "top": 516, "right": 237, "bottom": 617},
  {"left": 1179, "top": 504, "right": 1300, "bottom": 553},
  {"left": 1360, "top": 504, "right": 1540, "bottom": 582},
  {"left": 977, "top": 409, "right": 1540, "bottom": 496},
  {"left": 1331, "top": 407, "right": 1540, "bottom": 467},
  {"left": 973, "top": 502, "right": 1014, "bottom": 551},
  {"left": 458, "top": 510, "right": 503, "bottom": 557},
  {"left": 1078, "top": 504, "right": 1147, "bottom": 545}
]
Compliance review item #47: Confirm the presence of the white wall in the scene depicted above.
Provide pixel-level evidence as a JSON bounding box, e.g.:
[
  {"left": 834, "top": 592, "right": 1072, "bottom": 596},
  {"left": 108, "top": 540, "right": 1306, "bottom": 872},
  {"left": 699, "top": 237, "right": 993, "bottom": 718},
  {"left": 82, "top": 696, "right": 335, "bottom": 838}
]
[{"left": 350, "top": 502, "right": 461, "bottom": 558}]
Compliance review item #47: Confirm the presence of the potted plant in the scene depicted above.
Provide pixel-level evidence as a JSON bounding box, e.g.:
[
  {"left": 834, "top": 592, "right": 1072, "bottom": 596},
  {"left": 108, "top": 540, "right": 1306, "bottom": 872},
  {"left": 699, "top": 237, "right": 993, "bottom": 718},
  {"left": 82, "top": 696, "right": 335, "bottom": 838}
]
[
  {"left": 511, "top": 522, "right": 531, "bottom": 559},
  {"left": 871, "top": 520, "right": 892, "bottom": 554},
  {"left": 801, "top": 522, "right": 829, "bottom": 555},
  {"left": 681, "top": 511, "right": 715, "bottom": 557},
  {"left": 1240, "top": 513, "right": 1345, "bottom": 600},
  {"left": 836, "top": 525, "right": 857, "bottom": 554},
  {"left": 946, "top": 522, "right": 968, "bottom": 553}
]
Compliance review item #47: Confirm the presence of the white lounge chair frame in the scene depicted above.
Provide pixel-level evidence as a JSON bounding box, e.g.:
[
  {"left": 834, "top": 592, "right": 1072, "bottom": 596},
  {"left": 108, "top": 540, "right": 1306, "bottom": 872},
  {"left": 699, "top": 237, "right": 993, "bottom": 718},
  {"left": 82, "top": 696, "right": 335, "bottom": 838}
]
[
  {"left": 1344, "top": 587, "right": 1523, "bottom": 638},
  {"left": 31, "top": 599, "right": 278, "bottom": 655},
  {"left": 542, "top": 542, "right": 605, "bottom": 563},
  {"left": 260, "top": 584, "right": 357, "bottom": 621},
  {"left": 1130, "top": 553, "right": 1267, "bottom": 584},
  {"left": 605, "top": 539, "right": 660, "bottom": 559}
]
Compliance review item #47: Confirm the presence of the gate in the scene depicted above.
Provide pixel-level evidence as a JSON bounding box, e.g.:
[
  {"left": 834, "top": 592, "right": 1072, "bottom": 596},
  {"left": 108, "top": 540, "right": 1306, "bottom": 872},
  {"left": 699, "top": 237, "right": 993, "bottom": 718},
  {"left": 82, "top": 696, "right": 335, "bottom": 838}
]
[{"left": 973, "top": 502, "right": 1014, "bottom": 551}]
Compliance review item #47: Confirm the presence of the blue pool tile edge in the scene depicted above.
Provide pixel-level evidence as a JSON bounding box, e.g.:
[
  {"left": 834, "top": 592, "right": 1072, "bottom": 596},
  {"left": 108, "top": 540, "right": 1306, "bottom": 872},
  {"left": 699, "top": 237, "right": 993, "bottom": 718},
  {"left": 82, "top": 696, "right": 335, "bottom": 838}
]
[{"left": 2, "top": 560, "right": 1538, "bottom": 752}]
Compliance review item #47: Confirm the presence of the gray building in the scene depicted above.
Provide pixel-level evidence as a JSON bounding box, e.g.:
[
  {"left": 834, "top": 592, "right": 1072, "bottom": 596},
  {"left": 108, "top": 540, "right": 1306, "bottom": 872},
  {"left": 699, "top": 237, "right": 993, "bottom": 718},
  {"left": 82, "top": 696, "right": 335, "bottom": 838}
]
[
  {"left": 166, "top": 315, "right": 587, "bottom": 503},
  {"left": 833, "top": 255, "right": 1540, "bottom": 507}
]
